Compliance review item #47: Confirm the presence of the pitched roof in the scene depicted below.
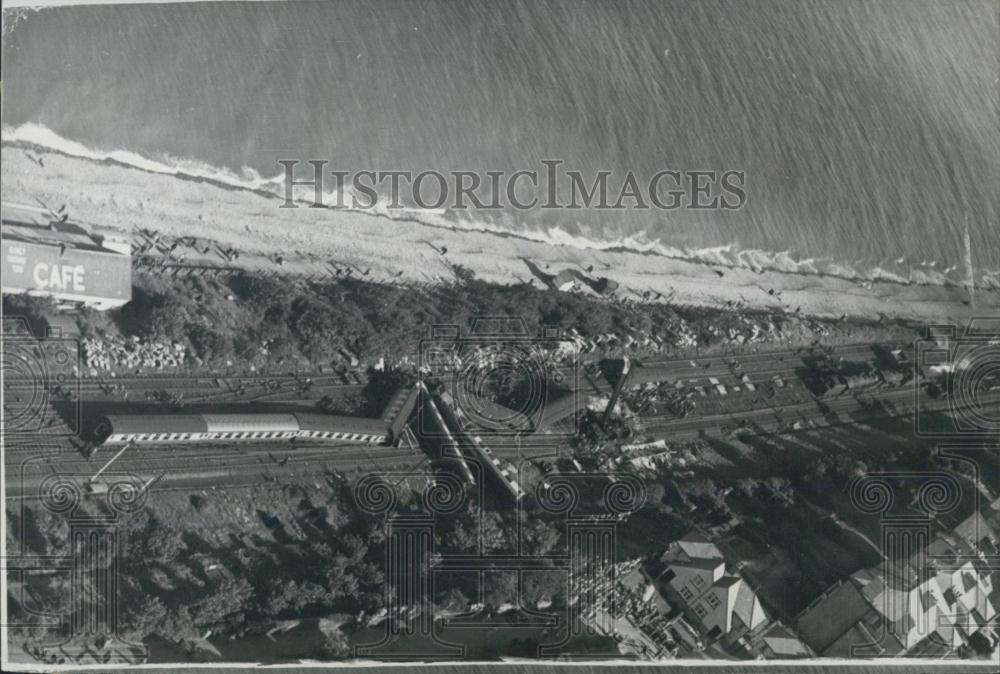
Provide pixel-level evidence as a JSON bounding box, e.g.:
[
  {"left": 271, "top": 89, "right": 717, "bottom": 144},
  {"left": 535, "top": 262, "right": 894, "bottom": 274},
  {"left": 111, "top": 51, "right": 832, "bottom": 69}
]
[
  {"left": 761, "top": 623, "right": 812, "bottom": 658},
  {"left": 677, "top": 531, "right": 723, "bottom": 560},
  {"left": 294, "top": 412, "right": 388, "bottom": 437},
  {"left": 686, "top": 556, "right": 727, "bottom": 572},
  {"left": 954, "top": 511, "right": 996, "bottom": 550},
  {"left": 663, "top": 532, "right": 770, "bottom": 638},
  {"left": 103, "top": 414, "right": 209, "bottom": 435},
  {"left": 733, "top": 578, "right": 768, "bottom": 631},
  {"left": 821, "top": 621, "right": 904, "bottom": 658},
  {"left": 796, "top": 581, "right": 873, "bottom": 653},
  {"left": 690, "top": 572, "right": 761, "bottom": 637}
]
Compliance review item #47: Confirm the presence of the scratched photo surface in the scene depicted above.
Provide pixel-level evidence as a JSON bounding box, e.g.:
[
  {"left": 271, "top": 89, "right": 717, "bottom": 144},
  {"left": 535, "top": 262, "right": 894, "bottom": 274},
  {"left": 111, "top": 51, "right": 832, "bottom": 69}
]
[{"left": 1, "top": 1, "right": 998, "bottom": 670}]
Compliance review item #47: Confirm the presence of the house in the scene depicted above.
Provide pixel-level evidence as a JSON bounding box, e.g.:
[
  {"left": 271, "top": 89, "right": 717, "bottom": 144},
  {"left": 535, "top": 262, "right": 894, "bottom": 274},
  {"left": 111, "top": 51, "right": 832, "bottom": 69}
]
[
  {"left": 796, "top": 511, "right": 1000, "bottom": 657},
  {"left": 756, "top": 622, "right": 814, "bottom": 659},
  {"left": 796, "top": 579, "right": 897, "bottom": 657},
  {"left": 852, "top": 564, "right": 943, "bottom": 653},
  {"left": 659, "top": 532, "right": 768, "bottom": 642}
]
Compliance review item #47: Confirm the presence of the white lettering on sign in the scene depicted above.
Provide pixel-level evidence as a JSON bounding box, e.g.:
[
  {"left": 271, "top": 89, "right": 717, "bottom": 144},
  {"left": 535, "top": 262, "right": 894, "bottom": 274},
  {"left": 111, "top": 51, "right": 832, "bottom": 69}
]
[
  {"left": 32, "top": 263, "right": 86, "bottom": 292},
  {"left": 6, "top": 245, "right": 26, "bottom": 272}
]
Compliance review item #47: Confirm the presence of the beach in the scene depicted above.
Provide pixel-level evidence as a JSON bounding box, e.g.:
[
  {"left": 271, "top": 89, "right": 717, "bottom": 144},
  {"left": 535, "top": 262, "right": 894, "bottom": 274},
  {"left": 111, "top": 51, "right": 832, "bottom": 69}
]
[{"left": 2, "top": 143, "right": 995, "bottom": 325}]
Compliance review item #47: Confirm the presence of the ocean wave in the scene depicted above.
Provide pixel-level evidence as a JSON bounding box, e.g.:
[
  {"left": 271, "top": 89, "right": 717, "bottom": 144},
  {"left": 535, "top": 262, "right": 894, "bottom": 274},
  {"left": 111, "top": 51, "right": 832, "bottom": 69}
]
[
  {"left": 4, "top": 122, "right": 996, "bottom": 291},
  {"left": 2, "top": 122, "right": 285, "bottom": 192},
  {"left": 432, "top": 215, "right": 991, "bottom": 288}
]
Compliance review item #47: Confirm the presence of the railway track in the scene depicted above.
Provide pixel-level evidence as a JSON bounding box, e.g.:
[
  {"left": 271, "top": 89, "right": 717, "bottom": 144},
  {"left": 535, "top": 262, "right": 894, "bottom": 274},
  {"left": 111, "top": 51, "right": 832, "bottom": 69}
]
[
  {"left": 7, "top": 440, "right": 426, "bottom": 500},
  {"left": 3, "top": 370, "right": 364, "bottom": 383},
  {"left": 8, "top": 341, "right": 980, "bottom": 503},
  {"left": 5, "top": 376, "right": 363, "bottom": 392},
  {"left": 638, "top": 340, "right": 888, "bottom": 366},
  {"left": 637, "top": 386, "right": 1000, "bottom": 442},
  {"left": 631, "top": 342, "right": 904, "bottom": 384}
]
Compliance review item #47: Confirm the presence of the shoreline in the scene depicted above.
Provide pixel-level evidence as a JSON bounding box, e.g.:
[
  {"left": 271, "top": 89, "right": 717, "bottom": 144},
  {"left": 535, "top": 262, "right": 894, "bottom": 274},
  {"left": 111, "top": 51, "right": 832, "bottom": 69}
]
[
  {"left": 2, "top": 143, "right": 996, "bottom": 326},
  {"left": 3, "top": 130, "right": 997, "bottom": 293}
]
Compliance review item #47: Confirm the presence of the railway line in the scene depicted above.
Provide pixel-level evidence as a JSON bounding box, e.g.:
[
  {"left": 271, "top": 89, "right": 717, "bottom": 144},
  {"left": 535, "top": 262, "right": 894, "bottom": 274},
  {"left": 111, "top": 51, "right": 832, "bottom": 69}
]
[
  {"left": 3, "top": 370, "right": 366, "bottom": 386},
  {"left": 6, "top": 373, "right": 363, "bottom": 395},
  {"left": 7, "top": 439, "right": 427, "bottom": 499},
  {"left": 631, "top": 342, "right": 906, "bottom": 385},
  {"left": 638, "top": 340, "right": 889, "bottom": 366},
  {"left": 4, "top": 364, "right": 413, "bottom": 500},
  {"left": 637, "top": 385, "right": 1000, "bottom": 442},
  {"left": 8, "top": 337, "right": 989, "bottom": 503}
]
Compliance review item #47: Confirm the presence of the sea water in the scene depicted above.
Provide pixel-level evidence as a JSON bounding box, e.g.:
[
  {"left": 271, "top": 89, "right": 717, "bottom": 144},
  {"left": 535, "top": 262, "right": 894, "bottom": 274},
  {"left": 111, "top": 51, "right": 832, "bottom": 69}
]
[{"left": 2, "top": 0, "right": 997, "bottom": 287}]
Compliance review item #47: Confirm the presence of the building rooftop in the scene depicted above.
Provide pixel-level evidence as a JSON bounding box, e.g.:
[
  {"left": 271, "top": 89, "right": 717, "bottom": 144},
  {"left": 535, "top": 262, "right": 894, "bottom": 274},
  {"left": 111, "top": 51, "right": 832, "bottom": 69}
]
[
  {"left": 798, "top": 511, "right": 1000, "bottom": 658},
  {"left": 677, "top": 531, "right": 723, "bottom": 561},
  {"left": 294, "top": 412, "right": 389, "bottom": 437},
  {"left": 662, "top": 531, "right": 768, "bottom": 641},
  {"left": 760, "top": 622, "right": 813, "bottom": 658},
  {"left": 796, "top": 581, "right": 873, "bottom": 654}
]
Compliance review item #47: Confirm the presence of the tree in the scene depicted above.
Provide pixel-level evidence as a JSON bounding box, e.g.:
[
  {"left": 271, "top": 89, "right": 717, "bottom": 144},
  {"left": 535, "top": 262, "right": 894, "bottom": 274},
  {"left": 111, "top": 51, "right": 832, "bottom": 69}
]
[
  {"left": 119, "top": 593, "right": 167, "bottom": 642},
  {"left": 145, "top": 522, "right": 185, "bottom": 562},
  {"left": 446, "top": 521, "right": 479, "bottom": 554},
  {"left": 312, "top": 629, "right": 351, "bottom": 659},
  {"left": 290, "top": 298, "right": 342, "bottom": 362},
  {"left": 435, "top": 587, "right": 470, "bottom": 614},
  {"left": 736, "top": 477, "right": 758, "bottom": 496},
  {"left": 451, "top": 264, "right": 476, "bottom": 284},
  {"left": 262, "top": 578, "right": 328, "bottom": 616},
  {"left": 192, "top": 576, "right": 254, "bottom": 628},
  {"left": 645, "top": 482, "right": 667, "bottom": 509},
  {"left": 187, "top": 323, "right": 232, "bottom": 364},
  {"left": 521, "top": 569, "right": 564, "bottom": 609},
  {"left": 521, "top": 517, "right": 562, "bottom": 556},
  {"left": 2, "top": 295, "right": 58, "bottom": 338},
  {"left": 573, "top": 409, "right": 634, "bottom": 454},
  {"left": 325, "top": 554, "right": 360, "bottom": 598},
  {"left": 157, "top": 606, "right": 198, "bottom": 644},
  {"left": 479, "top": 511, "right": 509, "bottom": 553},
  {"left": 483, "top": 571, "right": 519, "bottom": 610},
  {"left": 118, "top": 286, "right": 189, "bottom": 342}
]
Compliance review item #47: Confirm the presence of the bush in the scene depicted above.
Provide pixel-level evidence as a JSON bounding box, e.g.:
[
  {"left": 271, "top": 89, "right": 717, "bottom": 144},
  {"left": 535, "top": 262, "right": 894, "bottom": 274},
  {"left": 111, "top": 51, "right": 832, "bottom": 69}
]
[
  {"left": 187, "top": 324, "right": 232, "bottom": 364},
  {"left": 2, "top": 294, "right": 58, "bottom": 336}
]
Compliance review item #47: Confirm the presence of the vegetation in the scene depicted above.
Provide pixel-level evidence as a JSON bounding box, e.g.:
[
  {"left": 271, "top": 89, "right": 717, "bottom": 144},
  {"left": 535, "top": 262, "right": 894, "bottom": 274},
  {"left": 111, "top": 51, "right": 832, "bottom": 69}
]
[
  {"left": 2, "top": 294, "right": 59, "bottom": 336},
  {"left": 5, "top": 269, "right": 917, "bottom": 374},
  {"left": 572, "top": 409, "right": 634, "bottom": 456},
  {"left": 7, "top": 474, "right": 583, "bottom": 660}
]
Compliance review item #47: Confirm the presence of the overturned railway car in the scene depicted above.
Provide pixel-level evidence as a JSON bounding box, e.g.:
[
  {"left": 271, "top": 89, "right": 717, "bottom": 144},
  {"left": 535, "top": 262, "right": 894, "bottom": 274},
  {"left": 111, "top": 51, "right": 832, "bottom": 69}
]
[{"left": 96, "top": 412, "right": 390, "bottom": 446}]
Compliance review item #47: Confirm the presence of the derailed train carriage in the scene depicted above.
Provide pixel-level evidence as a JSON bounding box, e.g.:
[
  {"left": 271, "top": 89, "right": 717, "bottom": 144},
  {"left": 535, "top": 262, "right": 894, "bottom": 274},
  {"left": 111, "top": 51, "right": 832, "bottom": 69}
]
[{"left": 95, "top": 412, "right": 391, "bottom": 446}]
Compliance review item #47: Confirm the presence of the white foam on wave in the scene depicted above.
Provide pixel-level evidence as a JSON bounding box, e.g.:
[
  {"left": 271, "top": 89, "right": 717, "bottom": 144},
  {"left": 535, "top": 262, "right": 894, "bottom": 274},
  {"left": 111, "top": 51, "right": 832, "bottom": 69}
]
[
  {"left": 5, "top": 122, "right": 995, "bottom": 289},
  {"left": 3, "top": 122, "right": 286, "bottom": 192}
]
